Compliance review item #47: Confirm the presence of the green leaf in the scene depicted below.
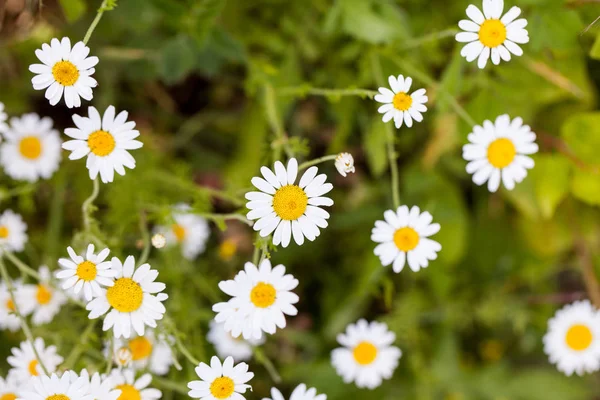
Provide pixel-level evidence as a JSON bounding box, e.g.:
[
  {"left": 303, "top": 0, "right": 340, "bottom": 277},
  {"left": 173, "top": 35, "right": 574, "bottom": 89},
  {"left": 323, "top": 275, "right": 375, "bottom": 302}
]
[
  {"left": 561, "top": 112, "right": 600, "bottom": 166},
  {"left": 156, "top": 35, "right": 197, "bottom": 84},
  {"left": 530, "top": 154, "right": 571, "bottom": 219},
  {"left": 571, "top": 167, "right": 600, "bottom": 206},
  {"left": 590, "top": 31, "right": 600, "bottom": 60},
  {"left": 339, "top": 0, "right": 408, "bottom": 44},
  {"left": 60, "top": 0, "right": 87, "bottom": 23}
]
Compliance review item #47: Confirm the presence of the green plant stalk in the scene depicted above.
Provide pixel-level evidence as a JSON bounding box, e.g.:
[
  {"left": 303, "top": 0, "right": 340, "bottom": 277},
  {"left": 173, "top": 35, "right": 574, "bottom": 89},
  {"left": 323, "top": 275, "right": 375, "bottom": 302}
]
[
  {"left": 277, "top": 86, "right": 377, "bottom": 99},
  {"left": 153, "top": 376, "right": 189, "bottom": 395},
  {"left": 0, "top": 257, "right": 49, "bottom": 375},
  {"left": 82, "top": 178, "right": 100, "bottom": 234},
  {"left": 83, "top": 0, "right": 112, "bottom": 45},
  {"left": 298, "top": 154, "right": 338, "bottom": 170},
  {"left": 105, "top": 334, "right": 114, "bottom": 374},
  {"left": 197, "top": 213, "right": 253, "bottom": 227},
  {"left": 63, "top": 319, "right": 97, "bottom": 369},
  {"left": 138, "top": 212, "right": 151, "bottom": 266},
  {"left": 253, "top": 346, "right": 282, "bottom": 383},
  {"left": 264, "top": 84, "right": 293, "bottom": 159},
  {"left": 4, "top": 250, "right": 40, "bottom": 280}
]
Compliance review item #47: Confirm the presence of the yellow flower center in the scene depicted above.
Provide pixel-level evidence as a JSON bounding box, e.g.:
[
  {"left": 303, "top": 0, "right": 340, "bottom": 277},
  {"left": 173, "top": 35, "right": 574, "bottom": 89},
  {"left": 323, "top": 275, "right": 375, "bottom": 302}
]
[
  {"left": 28, "top": 359, "right": 39, "bottom": 376},
  {"left": 52, "top": 60, "right": 79, "bottom": 86},
  {"left": 46, "top": 396, "right": 70, "bottom": 400},
  {"left": 106, "top": 278, "right": 143, "bottom": 313},
  {"left": 565, "top": 324, "right": 593, "bottom": 351},
  {"left": 128, "top": 336, "right": 153, "bottom": 360},
  {"left": 210, "top": 376, "right": 235, "bottom": 399},
  {"left": 36, "top": 285, "right": 52, "bottom": 305},
  {"left": 6, "top": 299, "right": 15, "bottom": 312},
  {"left": 0, "top": 226, "right": 8, "bottom": 239},
  {"left": 116, "top": 384, "right": 141, "bottom": 400},
  {"left": 272, "top": 185, "right": 308, "bottom": 221},
  {"left": 353, "top": 341, "right": 378, "bottom": 365},
  {"left": 19, "top": 136, "right": 42, "bottom": 160},
  {"left": 392, "top": 92, "right": 413, "bottom": 111},
  {"left": 0, "top": 393, "right": 17, "bottom": 400},
  {"left": 88, "top": 130, "right": 116, "bottom": 157},
  {"left": 478, "top": 19, "right": 507, "bottom": 48},
  {"left": 250, "top": 282, "right": 277, "bottom": 308},
  {"left": 218, "top": 239, "right": 237, "bottom": 261},
  {"left": 393, "top": 227, "right": 420, "bottom": 252},
  {"left": 171, "top": 224, "right": 186, "bottom": 242},
  {"left": 487, "top": 138, "right": 516, "bottom": 169},
  {"left": 76, "top": 260, "right": 97, "bottom": 281}
]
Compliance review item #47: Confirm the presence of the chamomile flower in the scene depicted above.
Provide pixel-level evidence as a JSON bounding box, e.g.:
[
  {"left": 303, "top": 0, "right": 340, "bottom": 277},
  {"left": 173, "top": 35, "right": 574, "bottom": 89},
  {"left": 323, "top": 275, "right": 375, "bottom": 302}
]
[
  {"left": 213, "top": 259, "right": 299, "bottom": 340},
  {"left": 155, "top": 204, "right": 210, "bottom": 260},
  {"left": 0, "top": 113, "right": 62, "bottom": 182},
  {"left": 263, "top": 384, "right": 327, "bottom": 400},
  {"left": 0, "top": 210, "right": 28, "bottom": 254},
  {"left": 0, "top": 374, "right": 20, "bottom": 400},
  {"left": 108, "top": 369, "right": 161, "bottom": 400},
  {"left": 456, "top": 0, "right": 529, "bottom": 69},
  {"left": 69, "top": 369, "right": 121, "bottom": 400},
  {"left": 463, "top": 114, "right": 538, "bottom": 192},
  {"left": 0, "top": 102, "right": 8, "bottom": 133},
  {"left": 207, "top": 321, "right": 265, "bottom": 361},
  {"left": 7, "top": 338, "right": 63, "bottom": 383},
  {"left": 543, "top": 300, "right": 600, "bottom": 376},
  {"left": 18, "top": 266, "right": 67, "bottom": 325},
  {"left": 19, "top": 372, "right": 91, "bottom": 400},
  {"left": 331, "top": 319, "right": 402, "bottom": 389},
  {"left": 86, "top": 256, "right": 168, "bottom": 339},
  {"left": 188, "top": 356, "right": 253, "bottom": 400},
  {"left": 246, "top": 158, "right": 333, "bottom": 247},
  {"left": 111, "top": 329, "right": 175, "bottom": 375},
  {"left": 62, "top": 106, "right": 142, "bottom": 183},
  {"left": 56, "top": 244, "right": 116, "bottom": 301},
  {"left": 29, "top": 37, "right": 98, "bottom": 108},
  {"left": 0, "top": 281, "right": 22, "bottom": 331},
  {"left": 335, "top": 153, "right": 355, "bottom": 177},
  {"left": 371, "top": 206, "right": 441, "bottom": 273},
  {"left": 375, "top": 75, "right": 428, "bottom": 129}
]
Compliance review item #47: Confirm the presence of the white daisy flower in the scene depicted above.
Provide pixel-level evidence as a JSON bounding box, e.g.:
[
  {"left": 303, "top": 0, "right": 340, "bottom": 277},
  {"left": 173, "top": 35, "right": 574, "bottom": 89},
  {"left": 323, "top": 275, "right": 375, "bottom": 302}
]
[
  {"left": 188, "top": 356, "right": 253, "bottom": 400},
  {"left": 463, "top": 114, "right": 538, "bottom": 192},
  {"left": 20, "top": 372, "right": 92, "bottom": 400},
  {"left": 0, "top": 113, "right": 62, "bottom": 182},
  {"left": 108, "top": 368, "right": 161, "bottom": 400},
  {"left": 207, "top": 321, "right": 265, "bottom": 362},
  {"left": 62, "top": 105, "right": 142, "bottom": 183},
  {"left": 86, "top": 255, "right": 168, "bottom": 339},
  {"left": 456, "top": 0, "right": 529, "bottom": 69},
  {"left": 331, "top": 319, "right": 402, "bottom": 390},
  {"left": 0, "top": 374, "right": 20, "bottom": 400},
  {"left": 0, "top": 281, "right": 22, "bottom": 331},
  {"left": 543, "top": 300, "right": 600, "bottom": 376},
  {"left": 0, "top": 102, "right": 8, "bottom": 133},
  {"left": 213, "top": 259, "right": 299, "bottom": 340},
  {"left": 334, "top": 153, "right": 355, "bottom": 177},
  {"left": 155, "top": 204, "right": 210, "bottom": 260},
  {"left": 375, "top": 75, "right": 428, "bottom": 129},
  {"left": 0, "top": 210, "right": 28, "bottom": 254},
  {"left": 110, "top": 329, "right": 175, "bottom": 375},
  {"left": 7, "top": 338, "right": 63, "bottom": 383},
  {"left": 371, "top": 206, "right": 441, "bottom": 273},
  {"left": 56, "top": 244, "right": 116, "bottom": 301},
  {"left": 246, "top": 158, "right": 333, "bottom": 248},
  {"left": 69, "top": 369, "right": 121, "bottom": 400},
  {"left": 263, "top": 384, "right": 327, "bottom": 400},
  {"left": 18, "top": 266, "right": 67, "bottom": 325},
  {"left": 29, "top": 37, "right": 98, "bottom": 108}
]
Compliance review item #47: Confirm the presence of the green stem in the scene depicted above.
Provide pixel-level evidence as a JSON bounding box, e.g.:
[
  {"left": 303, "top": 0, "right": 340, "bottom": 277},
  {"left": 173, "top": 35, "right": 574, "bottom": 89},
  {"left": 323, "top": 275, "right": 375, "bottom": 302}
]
[
  {"left": 152, "top": 172, "right": 245, "bottom": 207},
  {"left": 252, "top": 242, "right": 260, "bottom": 265},
  {"left": 4, "top": 251, "right": 40, "bottom": 280},
  {"left": 399, "top": 28, "right": 459, "bottom": 51},
  {"left": 197, "top": 213, "right": 253, "bottom": 227},
  {"left": 253, "top": 347, "right": 282, "bottom": 383},
  {"left": 105, "top": 334, "right": 114, "bottom": 374},
  {"left": 0, "top": 183, "right": 37, "bottom": 202},
  {"left": 0, "top": 257, "right": 49, "bottom": 375},
  {"left": 63, "top": 319, "right": 96, "bottom": 369},
  {"left": 83, "top": 0, "right": 111, "bottom": 45},
  {"left": 277, "top": 86, "right": 377, "bottom": 99},
  {"left": 82, "top": 178, "right": 100, "bottom": 233},
  {"left": 138, "top": 212, "right": 151, "bottom": 266},
  {"left": 153, "top": 376, "right": 189, "bottom": 395},
  {"left": 298, "top": 154, "right": 338, "bottom": 170},
  {"left": 264, "top": 84, "right": 292, "bottom": 159}
]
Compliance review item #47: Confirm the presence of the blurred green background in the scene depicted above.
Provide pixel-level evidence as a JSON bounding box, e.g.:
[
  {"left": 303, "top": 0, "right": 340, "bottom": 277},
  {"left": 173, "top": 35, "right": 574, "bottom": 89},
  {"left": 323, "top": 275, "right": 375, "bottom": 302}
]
[{"left": 1, "top": 0, "right": 600, "bottom": 398}]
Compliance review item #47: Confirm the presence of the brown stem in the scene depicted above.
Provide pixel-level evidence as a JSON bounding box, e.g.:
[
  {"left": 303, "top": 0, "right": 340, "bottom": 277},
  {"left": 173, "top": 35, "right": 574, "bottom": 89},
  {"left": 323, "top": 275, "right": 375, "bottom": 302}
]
[{"left": 575, "top": 237, "right": 600, "bottom": 308}]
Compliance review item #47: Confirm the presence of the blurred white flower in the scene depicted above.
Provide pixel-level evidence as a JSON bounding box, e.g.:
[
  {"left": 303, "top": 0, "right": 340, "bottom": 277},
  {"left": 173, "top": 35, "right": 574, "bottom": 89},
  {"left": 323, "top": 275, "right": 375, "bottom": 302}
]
[
  {"left": 334, "top": 153, "right": 355, "bottom": 177},
  {"left": 7, "top": 338, "right": 63, "bottom": 384},
  {"left": 29, "top": 37, "right": 99, "bottom": 108},
  {"left": 69, "top": 369, "right": 121, "bottom": 400},
  {"left": 111, "top": 329, "right": 175, "bottom": 375},
  {"left": 0, "top": 102, "right": 8, "bottom": 133},
  {"left": 0, "top": 280, "right": 23, "bottom": 331},
  {"left": 0, "top": 210, "right": 28, "bottom": 255},
  {"left": 207, "top": 320, "right": 264, "bottom": 361},
  {"left": 263, "top": 384, "right": 327, "bottom": 400},
  {"left": 154, "top": 204, "right": 209, "bottom": 260},
  {"left": 18, "top": 266, "right": 67, "bottom": 325},
  {"left": 375, "top": 75, "right": 428, "bottom": 129},
  {"left": 108, "top": 368, "right": 161, "bottom": 400},
  {"left": 188, "top": 356, "right": 253, "bottom": 400}
]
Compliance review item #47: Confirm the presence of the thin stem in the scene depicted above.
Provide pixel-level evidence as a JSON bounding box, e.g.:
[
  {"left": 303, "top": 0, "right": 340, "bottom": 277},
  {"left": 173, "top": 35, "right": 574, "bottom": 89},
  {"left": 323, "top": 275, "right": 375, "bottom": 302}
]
[
  {"left": 152, "top": 172, "right": 245, "bottom": 207},
  {"left": 82, "top": 178, "right": 100, "bottom": 233},
  {"left": 152, "top": 376, "right": 188, "bottom": 395},
  {"left": 398, "top": 28, "right": 459, "bottom": 51},
  {"left": 0, "top": 257, "right": 49, "bottom": 375},
  {"left": 253, "top": 347, "right": 281, "bottom": 383},
  {"left": 277, "top": 86, "right": 377, "bottom": 99},
  {"left": 576, "top": 237, "right": 600, "bottom": 308},
  {"left": 64, "top": 319, "right": 96, "bottom": 369},
  {"left": 83, "top": 0, "right": 111, "bottom": 45},
  {"left": 197, "top": 213, "right": 253, "bottom": 227},
  {"left": 264, "top": 84, "right": 292, "bottom": 159},
  {"left": 175, "top": 335, "right": 200, "bottom": 366},
  {"left": 298, "top": 155, "right": 338, "bottom": 170},
  {"left": 252, "top": 243, "right": 260, "bottom": 265},
  {"left": 4, "top": 251, "right": 40, "bottom": 280},
  {"left": 138, "top": 212, "right": 151, "bottom": 266},
  {"left": 105, "top": 334, "right": 114, "bottom": 374}
]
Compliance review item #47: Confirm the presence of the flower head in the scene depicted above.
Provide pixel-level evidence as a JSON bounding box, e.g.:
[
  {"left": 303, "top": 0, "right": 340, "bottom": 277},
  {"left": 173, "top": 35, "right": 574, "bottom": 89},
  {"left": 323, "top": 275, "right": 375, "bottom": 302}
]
[
  {"left": 188, "top": 356, "right": 253, "bottom": 400},
  {"left": 18, "top": 266, "right": 67, "bottom": 325},
  {"left": 155, "top": 204, "right": 210, "bottom": 260},
  {"left": 86, "top": 256, "right": 168, "bottom": 338},
  {"left": 29, "top": 37, "right": 99, "bottom": 108},
  {"left": 371, "top": 206, "right": 441, "bottom": 273},
  {"left": 0, "top": 374, "right": 20, "bottom": 400},
  {"left": 263, "top": 384, "right": 327, "bottom": 400},
  {"left": 7, "top": 338, "right": 63, "bottom": 383},
  {"left": 375, "top": 75, "right": 428, "bottom": 129},
  {"left": 19, "top": 372, "right": 92, "bottom": 400},
  {"left": 62, "top": 106, "right": 142, "bottom": 183},
  {"left": 207, "top": 321, "right": 265, "bottom": 361},
  {"left": 108, "top": 368, "right": 161, "bottom": 400},
  {"left": 331, "top": 320, "right": 401, "bottom": 389},
  {"left": 456, "top": 0, "right": 529, "bottom": 68},
  {"left": 544, "top": 300, "right": 600, "bottom": 376},
  {"left": 213, "top": 259, "right": 299, "bottom": 340},
  {"left": 463, "top": 114, "right": 538, "bottom": 192},
  {"left": 335, "top": 153, "right": 355, "bottom": 177},
  {"left": 69, "top": 369, "right": 121, "bottom": 400},
  {"left": 0, "top": 280, "right": 23, "bottom": 331},
  {"left": 246, "top": 158, "right": 333, "bottom": 247},
  {"left": 110, "top": 329, "right": 175, "bottom": 375},
  {"left": 0, "top": 210, "right": 28, "bottom": 254}
]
